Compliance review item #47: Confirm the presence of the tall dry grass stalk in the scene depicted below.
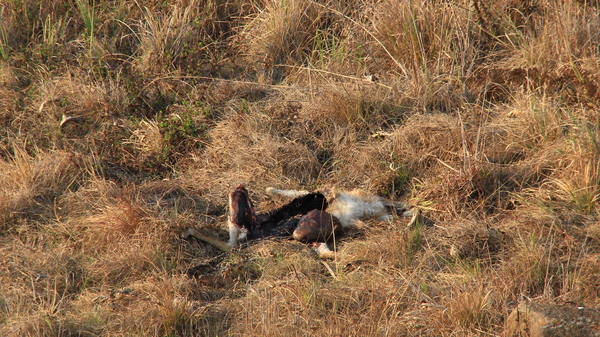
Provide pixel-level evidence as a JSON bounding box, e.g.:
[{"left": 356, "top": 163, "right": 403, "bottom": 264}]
[
  {"left": 509, "top": 1, "right": 600, "bottom": 67},
  {"left": 0, "top": 6, "right": 8, "bottom": 61},
  {"left": 239, "top": 0, "right": 339, "bottom": 83},
  {"left": 76, "top": 0, "right": 96, "bottom": 45},
  {"left": 138, "top": 2, "right": 197, "bottom": 72},
  {"left": 553, "top": 132, "right": 600, "bottom": 214},
  {"left": 0, "top": 144, "right": 83, "bottom": 230},
  {"left": 41, "top": 15, "right": 66, "bottom": 58},
  {"left": 370, "top": 0, "right": 480, "bottom": 110}
]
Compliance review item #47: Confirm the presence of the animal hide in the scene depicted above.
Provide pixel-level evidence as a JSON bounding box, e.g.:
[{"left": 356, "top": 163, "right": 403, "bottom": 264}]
[
  {"left": 227, "top": 184, "right": 328, "bottom": 246},
  {"left": 267, "top": 187, "right": 410, "bottom": 228}
]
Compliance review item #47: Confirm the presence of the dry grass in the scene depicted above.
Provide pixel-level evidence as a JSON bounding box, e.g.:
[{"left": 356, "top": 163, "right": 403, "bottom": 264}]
[{"left": 1, "top": 0, "right": 600, "bottom": 336}]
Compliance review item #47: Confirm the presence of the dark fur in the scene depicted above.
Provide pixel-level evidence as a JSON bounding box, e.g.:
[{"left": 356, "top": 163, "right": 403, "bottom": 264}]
[
  {"left": 229, "top": 190, "right": 328, "bottom": 243},
  {"left": 292, "top": 210, "right": 341, "bottom": 243},
  {"left": 262, "top": 192, "right": 328, "bottom": 224},
  {"left": 250, "top": 192, "right": 328, "bottom": 239},
  {"left": 228, "top": 185, "right": 256, "bottom": 229}
]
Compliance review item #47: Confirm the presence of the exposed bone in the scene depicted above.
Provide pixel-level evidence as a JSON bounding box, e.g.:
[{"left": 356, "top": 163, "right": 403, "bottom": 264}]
[
  {"left": 407, "top": 209, "right": 421, "bottom": 228},
  {"left": 181, "top": 227, "right": 231, "bottom": 252},
  {"left": 371, "top": 131, "right": 394, "bottom": 139},
  {"left": 38, "top": 100, "right": 48, "bottom": 114},
  {"left": 406, "top": 208, "right": 434, "bottom": 229},
  {"left": 60, "top": 114, "right": 86, "bottom": 128},
  {"left": 312, "top": 242, "right": 336, "bottom": 259}
]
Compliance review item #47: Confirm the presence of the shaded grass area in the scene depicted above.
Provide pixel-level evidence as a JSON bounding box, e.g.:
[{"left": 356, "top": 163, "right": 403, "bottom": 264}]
[{"left": 1, "top": 0, "right": 600, "bottom": 335}]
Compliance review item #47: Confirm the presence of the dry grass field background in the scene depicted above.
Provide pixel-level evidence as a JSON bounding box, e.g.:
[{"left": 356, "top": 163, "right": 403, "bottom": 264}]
[{"left": 1, "top": 0, "right": 600, "bottom": 335}]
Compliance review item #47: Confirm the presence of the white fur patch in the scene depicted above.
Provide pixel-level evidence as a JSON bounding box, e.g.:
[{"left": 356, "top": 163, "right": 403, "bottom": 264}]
[
  {"left": 227, "top": 220, "right": 248, "bottom": 247},
  {"left": 328, "top": 190, "right": 392, "bottom": 227},
  {"left": 265, "top": 187, "right": 310, "bottom": 198},
  {"left": 266, "top": 187, "right": 408, "bottom": 228}
]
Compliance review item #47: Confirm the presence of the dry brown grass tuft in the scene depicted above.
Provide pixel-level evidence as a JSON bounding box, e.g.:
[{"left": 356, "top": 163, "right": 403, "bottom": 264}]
[
  {"left": 197, "top": 106, "right": 322, "bottom": 189},
  {"left": 136, "top": 0, "right": 248, "bottom": 75},
  {"left": 35, "top": 75, "right": 125, "bottom": 121},
  {"left": 224, "top": 238, "right": 421, "bottom": 336},
  {"left": 444, "top": 284, "right": 496, "bottom": 332},
  {"left": 0, "top": 144, "right": 83, "bottom": 230},
  {"left": 239, "top": 0, "right": 349, "bottom": 83}
]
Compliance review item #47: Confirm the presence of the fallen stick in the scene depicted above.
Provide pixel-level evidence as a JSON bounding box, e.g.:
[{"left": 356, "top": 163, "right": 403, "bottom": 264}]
[
  {"left": 321, "top": 261, "right": 338, "bottom": 279},
  {"left": 181, "top": 228, "right": 231, "bottom": 252}
]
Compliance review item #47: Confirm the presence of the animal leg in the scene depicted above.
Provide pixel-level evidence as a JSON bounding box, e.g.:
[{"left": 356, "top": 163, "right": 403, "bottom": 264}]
[
  {"left": 377, "top": 214, "right": 394, "bottom": 222},
  {"left": 311, "top": 242, "right": 336, "bottom": 259},
  {"left": 266, "top": 187, "right": 310, "bottom": 198},
  {"left": 227, "top": 184, "right": 256, "bottom": 246},
  {"left": 227, "top": 221, "right": 248, "bottom": 247},
  {"left": 182, "top": 227, "right": 232, "bottom": 252}
]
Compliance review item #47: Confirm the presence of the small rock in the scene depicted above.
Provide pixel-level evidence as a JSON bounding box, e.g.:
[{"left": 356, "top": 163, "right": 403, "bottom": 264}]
[{"left": 506, "top": 303, "right": 600, "bottom": 337}]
